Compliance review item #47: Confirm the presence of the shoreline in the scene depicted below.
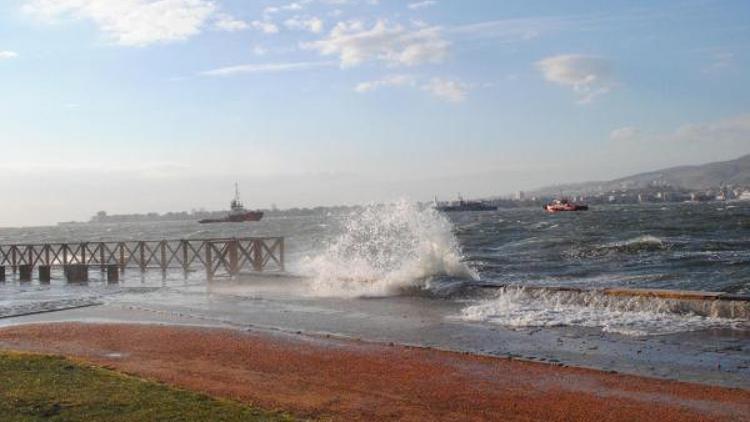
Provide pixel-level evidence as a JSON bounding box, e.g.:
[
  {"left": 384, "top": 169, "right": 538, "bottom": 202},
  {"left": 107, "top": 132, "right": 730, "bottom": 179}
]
[
  {"left": 2, "top": 284, "right": 749, "bottom": 391},
  {"left": 1, "top": 322, "right": 748, "bottom": 421}
]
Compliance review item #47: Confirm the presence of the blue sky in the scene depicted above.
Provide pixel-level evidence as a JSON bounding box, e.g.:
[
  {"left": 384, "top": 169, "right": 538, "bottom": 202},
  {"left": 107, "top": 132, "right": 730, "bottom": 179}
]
[{"left": 1, "top": 0, "right": 749, "bottom": 225}]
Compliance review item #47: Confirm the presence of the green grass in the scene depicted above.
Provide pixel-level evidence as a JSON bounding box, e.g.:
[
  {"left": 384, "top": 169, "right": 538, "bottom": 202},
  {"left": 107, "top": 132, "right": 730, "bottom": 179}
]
[{"left": 0, "top": 351, "right": 296, "bottom": 421}]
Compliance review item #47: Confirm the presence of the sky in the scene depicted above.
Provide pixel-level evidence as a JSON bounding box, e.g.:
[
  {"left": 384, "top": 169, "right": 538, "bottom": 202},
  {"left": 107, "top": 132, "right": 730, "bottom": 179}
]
[{"left": 1, "top": 0, "right": 749, "bottom": 226}]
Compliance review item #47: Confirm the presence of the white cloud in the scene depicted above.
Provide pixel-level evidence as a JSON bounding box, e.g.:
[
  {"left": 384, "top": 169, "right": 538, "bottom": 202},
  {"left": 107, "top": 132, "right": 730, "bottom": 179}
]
[
  {"left": 355, "top": 74, "right": 470, "bottom": 103},
  {"left": 671, "top": 114, "right": 750, "bottom": 144},
  {"left": 214, "top": 13, "right": 249, "bottom": 32},
  {"left": 282, "top": 2, "right": 304, "bottom": 12},
  {"left": 536, "top": 54, "right": 615, "bottom": 104},
  {"left": 609, "top": 126, "right": 639, "bottom": 142},
  {"left": 408, "top": 1, "right": 436, "bottom": 10},
  {"left": 449, "top": 16, "right": 571, "bottom": 43},
  {"left": 251, "top": 20, "right": 280, "bottom": 34},
  {"left": 355, "top": 74, "right": 415, "bottom": 93},
  {"left": 284, "top": 16, "right": 324, "bottom": 33},
  {"left": 704, "top": 51, "right": 734, "bottom": 74},
  {"left": 303, "top": 19, "right": 449, "bottom": 67},
  {"left": 421, "top": 77, "right": 469, "bottom": 102},
  {"left": 264, "top": 2, "right": 306, "bottom": 17},
  {"left": 263, "top": 6, "right": 280, "bottom": 16},
  {"left": 23, "top": 0, "right": 219, "bottom": 47},
  {"left": 0, "top": 51, "right": 18, "bottom": 59},
  {"left": 604, "top": 114, "right": 750, "bottom": 170},
  {"left": 201, "top": 61, "right": 336, "bottom": 77},
  {"left": 609, "top": 114, "right": 750, "bottom": 147}
]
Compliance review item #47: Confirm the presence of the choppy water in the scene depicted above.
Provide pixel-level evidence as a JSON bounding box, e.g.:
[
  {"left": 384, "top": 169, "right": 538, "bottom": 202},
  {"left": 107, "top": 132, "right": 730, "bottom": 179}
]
[
  {"left": 1, "top": 200, "right": 749, "bottom": 336},
  {"left": 455, "top": 202, "right": 750, "bottom": 294}
]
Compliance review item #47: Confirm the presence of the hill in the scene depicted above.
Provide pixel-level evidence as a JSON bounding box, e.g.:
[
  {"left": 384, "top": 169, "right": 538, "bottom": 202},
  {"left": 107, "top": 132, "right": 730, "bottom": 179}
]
[{"left": 533, "top": 154, "right": 750, "bottom": 195}]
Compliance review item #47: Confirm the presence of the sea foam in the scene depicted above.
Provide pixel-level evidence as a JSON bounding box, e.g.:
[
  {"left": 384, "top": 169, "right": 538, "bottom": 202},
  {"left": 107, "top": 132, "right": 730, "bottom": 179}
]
[{"left": 459, "top": 287, "right": 742, "bottom": 336}]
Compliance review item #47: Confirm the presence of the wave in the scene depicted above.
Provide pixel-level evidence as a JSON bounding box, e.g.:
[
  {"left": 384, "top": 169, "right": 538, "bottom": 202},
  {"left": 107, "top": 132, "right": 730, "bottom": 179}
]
[
  {"left": 567, "top": 235, "right": 670, "bottom": 258},
  {"left": 301, "top": 200, "right": 477, "bottom": 297},
  {"left": 458, "top": 287, "right": 745, "bottom": 336},
  {"left": 0, "top": 297, "right": 102, "bottom": 318}
]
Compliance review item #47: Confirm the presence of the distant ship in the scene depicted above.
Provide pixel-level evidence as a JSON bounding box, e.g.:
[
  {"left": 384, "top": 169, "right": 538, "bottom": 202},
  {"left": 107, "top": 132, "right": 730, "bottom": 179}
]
[
  {"left": 198, "top": 184, "right": 264, "bottom": 224},
  {"left": 434, "top": 195, "right": 497, "bottom": 212},
  {"left": 544, "top": 198, "right": 588, "bottom": 213}
]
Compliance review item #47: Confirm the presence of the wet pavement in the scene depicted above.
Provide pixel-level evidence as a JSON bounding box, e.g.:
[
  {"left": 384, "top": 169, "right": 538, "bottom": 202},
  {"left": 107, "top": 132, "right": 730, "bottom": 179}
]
[{"left": 1, "top": 276, "right": 748, "bottom": 389}]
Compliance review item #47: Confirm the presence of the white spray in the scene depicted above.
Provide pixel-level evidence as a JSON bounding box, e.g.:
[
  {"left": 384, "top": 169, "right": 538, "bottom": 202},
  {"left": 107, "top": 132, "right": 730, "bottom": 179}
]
[{"left": 302, "top": 200, "right": 477, "bottom": 297}]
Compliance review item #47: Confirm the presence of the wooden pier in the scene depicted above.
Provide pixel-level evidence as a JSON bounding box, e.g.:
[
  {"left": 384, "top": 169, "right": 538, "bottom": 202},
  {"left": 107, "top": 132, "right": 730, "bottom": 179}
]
[{"left": 0, "top": 237, "right": 284, "bottom": 282}]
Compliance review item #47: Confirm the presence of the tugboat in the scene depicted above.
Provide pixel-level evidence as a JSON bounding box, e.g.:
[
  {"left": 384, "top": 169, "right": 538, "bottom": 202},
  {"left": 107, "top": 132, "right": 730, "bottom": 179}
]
[
  {"left": 434, "top": 195, "right": 497, "bottom": 212},
  {"left": 544, "top": 198, "right": 588, "bottom": 213},
  {"left": 198, "top": 184, "right": 264, "bottom": 223}
]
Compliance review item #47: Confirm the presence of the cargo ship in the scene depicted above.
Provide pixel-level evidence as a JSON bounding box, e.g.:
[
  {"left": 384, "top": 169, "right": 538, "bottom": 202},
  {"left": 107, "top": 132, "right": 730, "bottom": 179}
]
[
  {"left": 198, "top": 184, "right": 263, "bottom": 224},
  {"left": 434, "top": 195, "right": 497, "bottom": 212}
]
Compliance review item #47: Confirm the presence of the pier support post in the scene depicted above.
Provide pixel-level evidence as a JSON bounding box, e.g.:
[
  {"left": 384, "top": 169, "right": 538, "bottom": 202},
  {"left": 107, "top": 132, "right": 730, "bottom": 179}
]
[
  {"left": 106, "top": 265, "right": 119, "bottom": 283},
  {"left": 229, "top": 239, "right": 239, "bottom": 276},
  {"left": 160, "top": 241, "right": 167, "bottom": 280},
  {"left": 205, "top": 243, "right": 213, "bottom": 281},
  {"left": 0, "top": 266, "right": 5, "bottom": 282},
  {"left": 139, "top": 242, "right": 146, "bottom": 272},
  {"left": 19, "top": 265, "right": 32, "bottom": 282},
  {"left": 38, "top": 265, "right": 51, "bottom": 283},
  {"left": 65, "top": 264, "right": 88, "bottom": 283},
  {"left": 182, "top": 240, "right": 190, "bottom": 278},
  {"left": 252, "top": 239, "right": 263, "bottom": 272},
  {"left": 118, "top": 243, "right": 126, "bottom": 273},
  {"left": 11, "top": 247, "right": 17, "bottom": 274},
  {"left": 100, "top": 243, "right": 106, "bottom": 271},
  {"left": 44, "top": 245, "right": 50, "bottom": 268}
]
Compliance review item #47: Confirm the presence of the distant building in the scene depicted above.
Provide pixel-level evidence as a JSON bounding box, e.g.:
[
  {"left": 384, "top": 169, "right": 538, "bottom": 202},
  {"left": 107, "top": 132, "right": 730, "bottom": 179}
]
[
  {"left": 515, "top": 191, "right": 525, "bottom": 200},
  {"left": 90, "top": 210, "right": 107, "bottom": 223}
]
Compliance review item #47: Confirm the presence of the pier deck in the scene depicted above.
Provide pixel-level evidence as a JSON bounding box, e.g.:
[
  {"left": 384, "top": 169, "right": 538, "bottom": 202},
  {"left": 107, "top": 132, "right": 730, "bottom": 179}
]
[{"left": 0, "top": 237, "right": 284, "bottom": 281}]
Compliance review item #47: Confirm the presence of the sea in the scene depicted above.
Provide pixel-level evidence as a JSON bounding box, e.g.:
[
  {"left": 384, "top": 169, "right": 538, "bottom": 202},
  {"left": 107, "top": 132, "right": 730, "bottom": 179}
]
[{"left": 1, "top": 200, "right": 749, "bottom": 339}]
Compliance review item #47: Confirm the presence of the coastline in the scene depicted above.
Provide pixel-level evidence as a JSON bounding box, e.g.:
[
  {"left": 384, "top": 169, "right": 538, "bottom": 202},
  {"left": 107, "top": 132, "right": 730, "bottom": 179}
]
[
  {"left": 1, "top": 322, "right": 748, "bottom": 421},
  {"left": 2, "top": 281, "right": 749, "bottom": 390}
]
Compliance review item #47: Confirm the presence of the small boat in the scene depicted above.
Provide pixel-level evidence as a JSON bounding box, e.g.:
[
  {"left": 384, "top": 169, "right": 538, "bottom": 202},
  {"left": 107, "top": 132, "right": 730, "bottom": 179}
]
[
  {"left": 198, "top": 184, "right": 264, "bottom": 224},
  {"left": 544, "top": 198, "right": 588, "bottom": 213}
]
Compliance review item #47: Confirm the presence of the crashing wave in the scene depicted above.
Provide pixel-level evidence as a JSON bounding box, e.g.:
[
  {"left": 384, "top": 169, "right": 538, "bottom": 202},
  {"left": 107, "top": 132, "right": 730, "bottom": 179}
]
[
  {"left": 301, "top": 200, "right": 477, "bottom": 297},
  {"left": 459, "top": 286, "right": 744, "bottom": 336}
]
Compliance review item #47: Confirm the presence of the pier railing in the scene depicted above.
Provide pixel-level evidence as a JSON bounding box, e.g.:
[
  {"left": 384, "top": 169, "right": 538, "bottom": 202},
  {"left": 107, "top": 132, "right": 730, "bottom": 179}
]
[{"left": 0, "top": 237, "right": 284, "bottom": 281}]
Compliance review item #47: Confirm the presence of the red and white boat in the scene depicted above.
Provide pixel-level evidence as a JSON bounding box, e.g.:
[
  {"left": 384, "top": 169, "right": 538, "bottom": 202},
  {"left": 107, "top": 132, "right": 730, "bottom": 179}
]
[{"left": 544, "top": 198, "right": 589, "bottom": 213}]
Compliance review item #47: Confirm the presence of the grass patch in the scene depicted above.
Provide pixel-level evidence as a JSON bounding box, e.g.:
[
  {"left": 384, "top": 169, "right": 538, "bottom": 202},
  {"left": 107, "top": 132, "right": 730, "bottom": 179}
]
[{"left": 0, "top": 351, "right": 295, "bottom": 421}]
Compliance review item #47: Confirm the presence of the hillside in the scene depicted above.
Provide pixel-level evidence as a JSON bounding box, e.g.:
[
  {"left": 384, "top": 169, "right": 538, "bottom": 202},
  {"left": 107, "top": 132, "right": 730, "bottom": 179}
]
[{"left": 533, "top": 154, "right": 750, "bottom": 195}]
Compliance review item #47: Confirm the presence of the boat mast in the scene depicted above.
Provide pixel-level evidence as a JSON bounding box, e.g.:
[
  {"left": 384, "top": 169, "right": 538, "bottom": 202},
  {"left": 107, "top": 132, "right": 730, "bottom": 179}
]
[{"left": 231, "top": 182, "right": 243, "bottom": 210}]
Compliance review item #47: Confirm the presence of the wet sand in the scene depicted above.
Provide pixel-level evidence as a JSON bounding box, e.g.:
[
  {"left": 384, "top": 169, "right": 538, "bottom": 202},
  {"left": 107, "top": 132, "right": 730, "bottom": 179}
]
[{"left": 0, "top": 323, "right": 748, "bottom": 421}]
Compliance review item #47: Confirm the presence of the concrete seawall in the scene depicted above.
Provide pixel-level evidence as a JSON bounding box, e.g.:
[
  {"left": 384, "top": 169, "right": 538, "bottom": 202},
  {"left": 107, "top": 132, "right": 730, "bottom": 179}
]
[{"left": 478, "top": 284, "right": 750, "bottom": 320}]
